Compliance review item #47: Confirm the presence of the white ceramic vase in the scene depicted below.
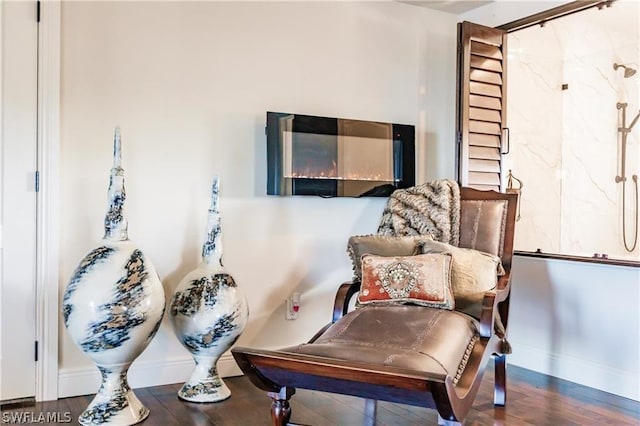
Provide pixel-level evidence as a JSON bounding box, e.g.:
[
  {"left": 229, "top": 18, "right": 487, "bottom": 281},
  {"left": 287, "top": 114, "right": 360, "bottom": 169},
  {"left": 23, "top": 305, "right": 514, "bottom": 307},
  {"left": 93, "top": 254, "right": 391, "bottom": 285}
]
[
  {"left": 62, "top": 128, "right": 165, "bottom": 425},
  {"left": 169, "top": 177, "right": 249, "bottom": 402}
]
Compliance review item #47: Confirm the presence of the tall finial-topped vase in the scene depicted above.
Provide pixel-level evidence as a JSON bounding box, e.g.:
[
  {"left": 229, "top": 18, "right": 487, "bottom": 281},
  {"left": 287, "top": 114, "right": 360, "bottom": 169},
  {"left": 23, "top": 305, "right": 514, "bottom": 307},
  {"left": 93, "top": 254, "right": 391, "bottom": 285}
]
[
  {"left": 169, "top": 177, "right": 249, "bottom": 402},
  {"left": 62, "top": 128, "right": 166, "bottom": 425}
]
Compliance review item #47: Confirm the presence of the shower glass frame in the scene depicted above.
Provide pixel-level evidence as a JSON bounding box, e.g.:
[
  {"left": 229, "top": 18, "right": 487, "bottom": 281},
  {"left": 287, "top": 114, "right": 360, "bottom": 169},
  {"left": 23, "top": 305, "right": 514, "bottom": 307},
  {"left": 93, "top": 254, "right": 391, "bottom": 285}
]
[{"left": 501, "top": 0, "right": 639, "bottom": 264}]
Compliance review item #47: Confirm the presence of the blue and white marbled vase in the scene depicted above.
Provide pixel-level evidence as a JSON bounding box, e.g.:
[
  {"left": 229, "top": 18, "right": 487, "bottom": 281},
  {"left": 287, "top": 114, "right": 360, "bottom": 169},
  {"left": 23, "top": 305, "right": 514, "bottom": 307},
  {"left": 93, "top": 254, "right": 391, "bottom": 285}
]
[
  {"left": 169, "top": 177, "right": 249, "bottom": 402},
  {"left": 62, "top": 128, "right": 165, "bottom": 425}
]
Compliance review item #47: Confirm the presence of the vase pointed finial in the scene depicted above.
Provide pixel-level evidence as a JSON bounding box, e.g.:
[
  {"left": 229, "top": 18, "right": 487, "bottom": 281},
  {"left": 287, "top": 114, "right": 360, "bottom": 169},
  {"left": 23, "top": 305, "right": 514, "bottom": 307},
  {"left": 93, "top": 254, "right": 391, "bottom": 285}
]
[
  {"left": 202, "top": 176, "right": 223, "bottom": 269},
  {"left": 103, "top": 127, "right": 128, "bottom": 241},
  {"left": 113, "top": 126, "right": 122, "bottom": 170}
]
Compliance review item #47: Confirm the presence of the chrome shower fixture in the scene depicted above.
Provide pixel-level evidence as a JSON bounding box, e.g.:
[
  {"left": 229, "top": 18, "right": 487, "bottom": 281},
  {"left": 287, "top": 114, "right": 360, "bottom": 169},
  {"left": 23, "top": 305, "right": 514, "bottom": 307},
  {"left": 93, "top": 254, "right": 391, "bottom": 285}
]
[
  {"left": 613, "top": 63, "right": 637, "bottom": 78},
  {"left": 615, "top": 101, "right": 639, "bottom": 252}
]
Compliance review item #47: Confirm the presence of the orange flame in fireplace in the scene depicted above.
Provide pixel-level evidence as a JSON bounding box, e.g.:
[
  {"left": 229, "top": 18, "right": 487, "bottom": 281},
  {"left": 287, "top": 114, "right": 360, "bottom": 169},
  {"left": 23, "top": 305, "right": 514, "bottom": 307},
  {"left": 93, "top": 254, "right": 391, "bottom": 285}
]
[{"left": 288, "top": 159, "right": 394, "bottom": 181}]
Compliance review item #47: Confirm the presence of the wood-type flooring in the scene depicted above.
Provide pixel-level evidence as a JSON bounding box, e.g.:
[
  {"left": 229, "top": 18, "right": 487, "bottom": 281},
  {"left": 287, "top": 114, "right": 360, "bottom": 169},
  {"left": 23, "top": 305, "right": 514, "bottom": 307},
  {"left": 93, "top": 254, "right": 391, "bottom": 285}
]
[{"left": 2, "top": 364, "right": 639, "bottom": 425}]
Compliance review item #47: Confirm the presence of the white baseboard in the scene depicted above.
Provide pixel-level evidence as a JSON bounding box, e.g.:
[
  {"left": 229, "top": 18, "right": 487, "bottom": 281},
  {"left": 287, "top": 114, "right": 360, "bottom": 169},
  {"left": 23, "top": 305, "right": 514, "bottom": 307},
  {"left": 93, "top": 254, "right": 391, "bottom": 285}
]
[
  {"left": 507, "top": 340, "right": 639, "bottom": 402},
  {"left": 58, "top": 354, "right": 242, "bottom": 399}
]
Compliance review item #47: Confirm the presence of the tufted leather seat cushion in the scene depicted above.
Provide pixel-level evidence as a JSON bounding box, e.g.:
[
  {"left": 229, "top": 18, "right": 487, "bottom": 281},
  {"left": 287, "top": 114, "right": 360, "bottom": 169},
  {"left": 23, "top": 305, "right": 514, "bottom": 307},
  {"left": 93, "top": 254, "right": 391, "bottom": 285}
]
[{"left": 281, "top": 305, "right": 479, "bottom": 384}]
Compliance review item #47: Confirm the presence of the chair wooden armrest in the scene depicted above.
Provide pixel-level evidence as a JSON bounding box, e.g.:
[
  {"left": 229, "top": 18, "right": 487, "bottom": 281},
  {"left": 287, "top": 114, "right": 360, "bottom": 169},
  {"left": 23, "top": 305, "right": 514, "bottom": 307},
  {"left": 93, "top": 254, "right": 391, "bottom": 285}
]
[
  {"left": 332, "top": 280, "right": 360, "bottom": 322},
  {"left": 495, "top": 274, "right": 511, "bottom": 299},
  {"left": 479, "top": 273, "right": 512, "bottom": 338},
  {"left": 479, "top": 291, "right": 497, "bottom": 338},
  {"left": 305, "top": 280, "right": 359, "bottom": 344}
]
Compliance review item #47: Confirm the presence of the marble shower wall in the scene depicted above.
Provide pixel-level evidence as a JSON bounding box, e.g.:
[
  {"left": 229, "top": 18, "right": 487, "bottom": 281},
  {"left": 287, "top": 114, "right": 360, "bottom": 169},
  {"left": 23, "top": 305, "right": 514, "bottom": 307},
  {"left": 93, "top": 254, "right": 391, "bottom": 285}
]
[{"left": 505, "top": 0, "right": 639, "bottom": 261}]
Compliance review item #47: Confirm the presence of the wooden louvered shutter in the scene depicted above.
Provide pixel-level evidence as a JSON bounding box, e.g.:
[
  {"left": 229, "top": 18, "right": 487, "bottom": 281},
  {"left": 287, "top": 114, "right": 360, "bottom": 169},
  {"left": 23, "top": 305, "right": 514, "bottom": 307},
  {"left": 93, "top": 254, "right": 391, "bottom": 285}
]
[{"left": 456, "top": 21, "right": 508, "bottom": 191}]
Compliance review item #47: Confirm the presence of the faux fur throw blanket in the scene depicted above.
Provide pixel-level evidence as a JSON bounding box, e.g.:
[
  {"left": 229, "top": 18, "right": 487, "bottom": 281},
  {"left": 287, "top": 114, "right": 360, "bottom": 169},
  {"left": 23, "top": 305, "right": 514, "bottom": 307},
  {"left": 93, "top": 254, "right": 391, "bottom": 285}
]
[{"left": 377, "top": 179, "right": 461, "bottom": 246}]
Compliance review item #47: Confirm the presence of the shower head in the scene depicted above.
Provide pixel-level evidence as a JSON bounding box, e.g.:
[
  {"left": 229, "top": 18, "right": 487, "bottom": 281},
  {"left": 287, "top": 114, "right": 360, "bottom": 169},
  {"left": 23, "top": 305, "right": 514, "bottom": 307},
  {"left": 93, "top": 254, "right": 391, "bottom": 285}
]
[{"left": 614, "top": 63, "right": 637, "bottom": 78}]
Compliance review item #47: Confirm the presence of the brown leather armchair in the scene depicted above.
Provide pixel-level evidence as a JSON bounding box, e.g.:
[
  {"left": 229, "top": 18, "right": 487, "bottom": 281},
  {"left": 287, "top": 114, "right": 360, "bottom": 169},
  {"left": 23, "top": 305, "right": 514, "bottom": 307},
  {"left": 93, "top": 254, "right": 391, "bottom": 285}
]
[{"left": 232, "top": 188, "right": 518, "bottom": 424}]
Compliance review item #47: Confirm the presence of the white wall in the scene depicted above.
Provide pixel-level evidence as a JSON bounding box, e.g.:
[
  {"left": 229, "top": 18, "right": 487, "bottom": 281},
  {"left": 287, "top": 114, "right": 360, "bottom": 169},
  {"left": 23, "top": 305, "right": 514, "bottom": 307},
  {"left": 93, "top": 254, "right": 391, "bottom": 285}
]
[
  {"left": 58, "top": 1, "right": 458, "bottom": 396},
  {"left": 509, "top": 257, "right": 640, "bottom": 401}
]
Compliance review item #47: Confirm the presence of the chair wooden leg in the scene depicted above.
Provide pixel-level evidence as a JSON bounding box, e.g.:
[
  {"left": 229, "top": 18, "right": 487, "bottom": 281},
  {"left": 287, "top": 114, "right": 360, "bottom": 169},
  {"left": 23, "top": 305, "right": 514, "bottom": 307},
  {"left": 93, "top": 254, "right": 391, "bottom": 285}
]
[
  {"left": 268, "top": 387, "right": 295, "bottom": 426},
  {"left": 494, "top": 354, "right": 507, "bottom": 406},
  {"left": 437, "top": 413, "right": 461, "bottom": 426},
  {"left": 364, "top": 399, "right": 377, "bottom": 426}
]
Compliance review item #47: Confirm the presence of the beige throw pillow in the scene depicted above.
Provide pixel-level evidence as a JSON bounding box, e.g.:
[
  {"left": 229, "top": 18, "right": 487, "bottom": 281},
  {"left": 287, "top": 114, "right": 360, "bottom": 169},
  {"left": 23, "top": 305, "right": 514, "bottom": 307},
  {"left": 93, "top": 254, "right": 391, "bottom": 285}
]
[
  {"left": 418, "top": 239, "right": 504, "bottom": 317},
  {"left": 347, "top": 235, "right": 433, "bottom": 281}
]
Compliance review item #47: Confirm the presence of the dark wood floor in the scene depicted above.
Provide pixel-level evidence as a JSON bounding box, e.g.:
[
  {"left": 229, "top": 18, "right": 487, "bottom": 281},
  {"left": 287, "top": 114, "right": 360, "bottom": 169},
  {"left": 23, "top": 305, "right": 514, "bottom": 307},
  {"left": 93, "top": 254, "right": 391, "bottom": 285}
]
[{"left": 3, "top": 364, "right": 639, "bottom": 425}]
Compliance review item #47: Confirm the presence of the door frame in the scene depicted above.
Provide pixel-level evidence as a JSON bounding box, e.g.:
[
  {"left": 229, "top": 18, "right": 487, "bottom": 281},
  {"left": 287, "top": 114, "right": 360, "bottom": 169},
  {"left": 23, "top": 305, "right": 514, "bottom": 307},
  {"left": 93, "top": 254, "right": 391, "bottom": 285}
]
[
  {"left": 0, "top": 0, "right": 54, "bottom": 402},
  {"left": 35, "top": 0, "right": 60, "bottom": 402}
]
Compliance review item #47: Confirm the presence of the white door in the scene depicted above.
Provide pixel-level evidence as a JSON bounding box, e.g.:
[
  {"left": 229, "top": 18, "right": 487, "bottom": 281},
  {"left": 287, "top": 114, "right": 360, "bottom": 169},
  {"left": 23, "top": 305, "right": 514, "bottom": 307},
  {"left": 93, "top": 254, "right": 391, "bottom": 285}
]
[{"left": 0, "top": 1, "right": 38, "bottom": 401}]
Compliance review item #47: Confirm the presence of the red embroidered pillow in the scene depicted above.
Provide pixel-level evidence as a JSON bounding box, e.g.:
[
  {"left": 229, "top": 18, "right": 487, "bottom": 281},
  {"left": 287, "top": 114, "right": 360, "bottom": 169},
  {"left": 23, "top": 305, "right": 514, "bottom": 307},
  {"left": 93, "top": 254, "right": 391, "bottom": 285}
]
[{"left": 357, "top": 253, "right": 454, "bottom": 309}]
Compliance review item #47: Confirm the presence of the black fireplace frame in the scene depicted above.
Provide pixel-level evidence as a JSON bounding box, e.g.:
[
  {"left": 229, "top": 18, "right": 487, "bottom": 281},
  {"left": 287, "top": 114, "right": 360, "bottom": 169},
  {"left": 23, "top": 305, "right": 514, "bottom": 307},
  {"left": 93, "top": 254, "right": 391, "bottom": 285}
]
[{"left": 266, "top": 112, "right": 415, "bottom": 197}]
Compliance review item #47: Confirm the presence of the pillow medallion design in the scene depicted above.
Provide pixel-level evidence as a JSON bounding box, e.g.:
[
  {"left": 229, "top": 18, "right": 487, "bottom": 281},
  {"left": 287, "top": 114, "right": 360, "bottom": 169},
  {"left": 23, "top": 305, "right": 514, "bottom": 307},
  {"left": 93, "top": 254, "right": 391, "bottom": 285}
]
[{"left": 358, "top": 253, "right": 454, "bottom": 309}]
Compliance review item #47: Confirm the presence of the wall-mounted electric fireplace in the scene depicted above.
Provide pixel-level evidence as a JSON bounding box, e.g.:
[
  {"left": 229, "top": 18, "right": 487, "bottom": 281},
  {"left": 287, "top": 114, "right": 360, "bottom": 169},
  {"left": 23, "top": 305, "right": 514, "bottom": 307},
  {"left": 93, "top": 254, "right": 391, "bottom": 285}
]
[{"left": 266, "top": 112, "right": 415, "bottom": 197}]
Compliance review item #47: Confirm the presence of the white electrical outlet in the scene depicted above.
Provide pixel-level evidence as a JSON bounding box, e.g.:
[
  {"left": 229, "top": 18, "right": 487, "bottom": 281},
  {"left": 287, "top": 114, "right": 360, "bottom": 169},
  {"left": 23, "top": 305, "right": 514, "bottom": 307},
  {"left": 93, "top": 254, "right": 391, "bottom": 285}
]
[{"left": 286, "top": 292, "right": 301, "bottom": 320}]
